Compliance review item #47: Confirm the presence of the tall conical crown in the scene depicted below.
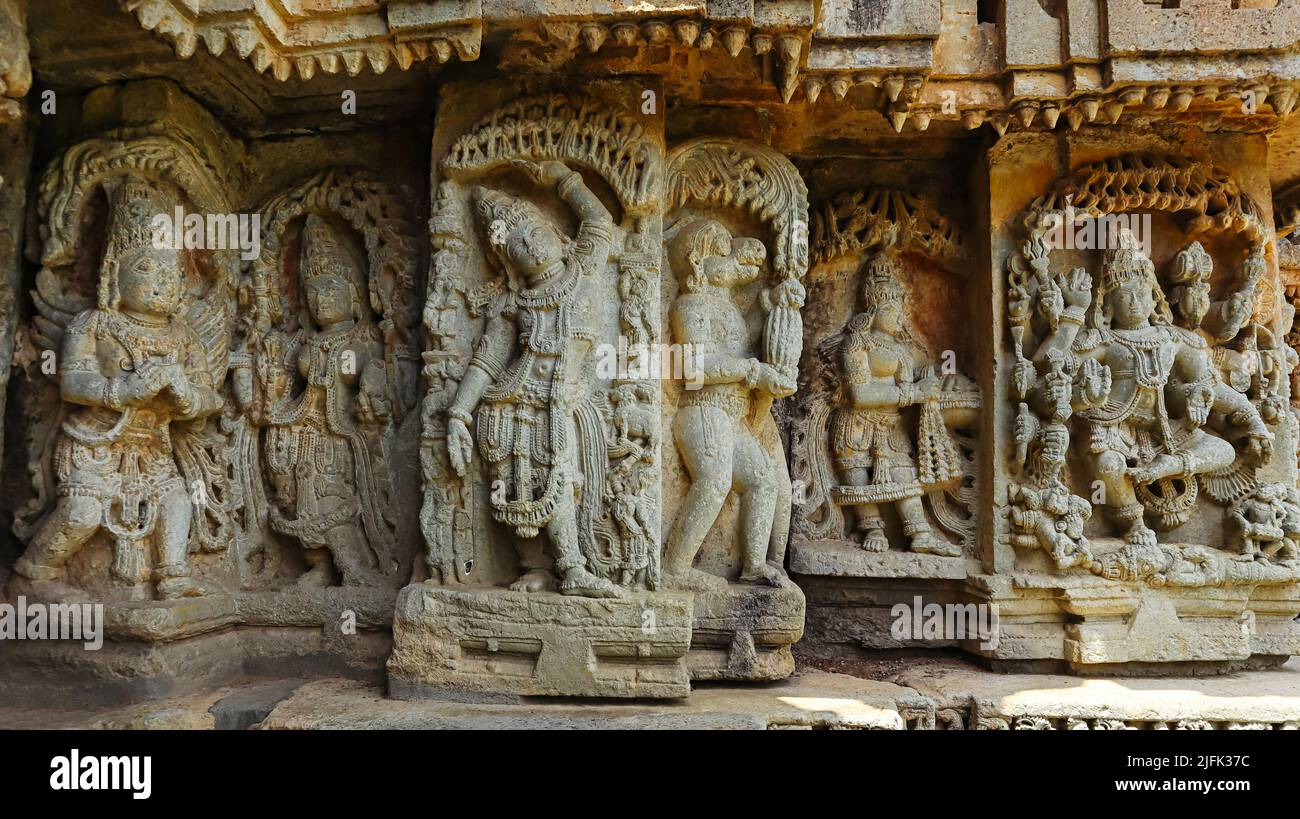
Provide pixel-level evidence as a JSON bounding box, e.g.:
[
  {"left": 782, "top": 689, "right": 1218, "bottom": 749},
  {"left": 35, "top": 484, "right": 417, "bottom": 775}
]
[{"left": 860, "top": 250, "right": 906, "bottom": 311}]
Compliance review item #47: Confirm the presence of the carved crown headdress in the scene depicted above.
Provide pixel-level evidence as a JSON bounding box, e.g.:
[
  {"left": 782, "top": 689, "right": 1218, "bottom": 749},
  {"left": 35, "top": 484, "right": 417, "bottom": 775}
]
[
  {"left": 1170, "top": 241, "right": 1212, "bottom": 285},
  {"left": 298, "top": 214, "right": 364, "bottom": 324},
  {"left": 100, "top": 178, "right": 176, "bottom": 310},
  {"left": 1095, "top": 229, "right": 1172, "bottom": 326},
  {"left": 473, "top": 186, "right": 563, "bottom": 280},
  {"left": 1099, "top": 239, "right": 1157, "bottom": 295},
  {"left": 860, "top": 250, "right": 907, "bottom": 312},
  {"left": 301, "top": 214, "right": 355, "bottom": 283}
]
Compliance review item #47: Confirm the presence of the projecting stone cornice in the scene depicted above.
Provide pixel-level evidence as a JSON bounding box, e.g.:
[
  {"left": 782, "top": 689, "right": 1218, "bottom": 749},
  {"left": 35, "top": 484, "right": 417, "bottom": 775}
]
[
  {"left": 120, "top": 0, "right": 485, "bottom": 81},
  {"left": 117, "top": 0, "right": 1300, "bottom": 136}
]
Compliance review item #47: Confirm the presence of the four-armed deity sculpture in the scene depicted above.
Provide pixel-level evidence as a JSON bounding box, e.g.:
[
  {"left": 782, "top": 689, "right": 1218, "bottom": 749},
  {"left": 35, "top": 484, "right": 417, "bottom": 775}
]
[{"left": 259, "top": 215, "right": 399, "bottom": 587}]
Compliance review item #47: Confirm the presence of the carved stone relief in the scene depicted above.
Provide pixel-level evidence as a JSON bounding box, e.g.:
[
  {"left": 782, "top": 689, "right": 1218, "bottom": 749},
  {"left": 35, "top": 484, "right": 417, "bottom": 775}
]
[
  {"left": 11, "top": 134, "right": 239, "bottom": 602},
  {"left": 390, "top": 86, "right": 696, "bottom": 700},
  {"left": 1004, "top": 155, "right": 1298, "bottom": 586},
  {"left": 989, "top": 150, "right": 1300, "bottom": 667},
  {"left": 659, "top": 138, "right": 809, "bottom": 681},
  {"left": 233, "top": 169, "right": 419, "bottom": 590},
  {"left": 790, "top": 188, "right": 981, "bottom": 583}
]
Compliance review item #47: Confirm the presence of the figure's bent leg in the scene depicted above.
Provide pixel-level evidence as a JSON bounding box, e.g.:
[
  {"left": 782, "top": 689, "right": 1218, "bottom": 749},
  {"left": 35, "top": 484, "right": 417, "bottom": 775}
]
[
  {"left": 1182, "top": 430, "right": 1236, "bottom": 475},
  {"left": 840, "top": 465, "right": 887, "bottom": 551},
  {"left": 664, "top": 407, "right": 733, "bottom": 590},
  {"left": 326, "top": 522, "right": 386, "bottom": 587},
  {"left": 768, "top": 454, "right": 793, "bottom": 567},
  {"left": 1095, "top": 449, "right": 1155, "bottom": 546},
  {"left": 11, "top": 495, "right": 102, "bottom": 601},
  {"left": 733, "top": 427, "right": 781, "bottom": 585}
]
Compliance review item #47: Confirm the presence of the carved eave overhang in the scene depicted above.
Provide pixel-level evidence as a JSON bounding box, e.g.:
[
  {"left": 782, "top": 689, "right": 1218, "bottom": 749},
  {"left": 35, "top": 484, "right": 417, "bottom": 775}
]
[
  {"left": 114, "top": 0, "right": 1300, "bottom": 138},
  {"left": 121, "top": 0, "right": 483, "bottom": 81}
]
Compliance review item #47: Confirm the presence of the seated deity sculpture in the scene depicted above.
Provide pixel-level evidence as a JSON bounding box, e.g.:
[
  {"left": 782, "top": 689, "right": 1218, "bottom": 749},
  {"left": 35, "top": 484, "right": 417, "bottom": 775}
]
[
  {"left": 443, "top": 159, "right": 625, "bottom": 598},
  {"left": 1024, "top": 235, "right": 1274, "bottom": 547},
  {"left": 12, "top": 180, "right": 224, "bottom": 601}
]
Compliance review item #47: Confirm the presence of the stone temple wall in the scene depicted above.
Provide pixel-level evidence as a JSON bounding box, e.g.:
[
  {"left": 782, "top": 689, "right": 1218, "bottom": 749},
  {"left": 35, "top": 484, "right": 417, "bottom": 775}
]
[{"left": 3, "top": 0, "right": 1300, "bottom": 718}]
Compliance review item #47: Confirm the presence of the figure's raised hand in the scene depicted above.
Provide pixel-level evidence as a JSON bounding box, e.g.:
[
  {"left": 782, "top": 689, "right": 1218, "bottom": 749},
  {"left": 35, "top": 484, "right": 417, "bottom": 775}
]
[
  {"left": 1037, "top": 275, "right": 1064, "bottom": 325},
  {"left": 511, "top": 158, "right": 571, "bottom": 187},
  {"left": 1007, "top": 279, "right": 1032, "bottom": 324},
  {"left": 1062, "top": 267, "right": 1093, "bottom": 309}
]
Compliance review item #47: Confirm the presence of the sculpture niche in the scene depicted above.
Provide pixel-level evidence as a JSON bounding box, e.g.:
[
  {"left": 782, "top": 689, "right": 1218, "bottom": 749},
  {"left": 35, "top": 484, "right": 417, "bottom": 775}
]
[{"left": 393, "top": 90, "right": 687, "bottom": 700}]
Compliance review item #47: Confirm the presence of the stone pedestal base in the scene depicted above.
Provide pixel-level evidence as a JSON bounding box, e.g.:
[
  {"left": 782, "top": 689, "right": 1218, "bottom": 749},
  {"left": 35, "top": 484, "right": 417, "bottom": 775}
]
[
  {"left": 687, "top": 578, "right": 805, "bottom": 681},
  {"left": 972, "top": 573, "right": 1300, "bottom": 671},
  {"left": 387, "top": 583, "right": 694, "bottom": 701},
  {"left": 0, "top": 588, "right": 396, "bottom": 707}
]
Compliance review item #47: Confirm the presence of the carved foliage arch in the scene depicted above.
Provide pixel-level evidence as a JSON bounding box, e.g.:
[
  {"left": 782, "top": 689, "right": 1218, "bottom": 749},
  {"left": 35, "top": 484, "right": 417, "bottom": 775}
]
[
  {"left": 441, "top": 93, "right": 661, "bottom": 215},
  {"left": 665, "top": 137, "right": 809, "bottom": 282}
]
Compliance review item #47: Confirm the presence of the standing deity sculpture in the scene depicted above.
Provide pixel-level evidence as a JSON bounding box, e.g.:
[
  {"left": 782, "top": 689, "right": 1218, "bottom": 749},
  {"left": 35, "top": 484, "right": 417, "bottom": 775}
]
[
  {"left": 12, "top": 179, "right": 225, "bottom": 600},
  {"left": 791, "top": 190, "right": 979, "bottom": 562},
  {"left": 254, "top": 214, "right": 399, "bottom": 587},
  {"left": 662, "top": 217, "right": 802, "bottom": 591},
  {"left": 443, "top": 158, "right": 625, "bottom": 598},
  {"left": 823, "top": 249, "right": 969, "bottom": 557}
]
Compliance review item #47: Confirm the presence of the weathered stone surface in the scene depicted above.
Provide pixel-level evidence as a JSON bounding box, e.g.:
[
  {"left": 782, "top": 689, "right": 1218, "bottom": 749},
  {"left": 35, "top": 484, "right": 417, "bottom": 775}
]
[
  {"left": 268, "top": 671, "right": 917, "bottom": 729},
  {"left": 5, "top": 0, "right": 1300, "bottom": 720},
  {"left": 387, "top": 583, "right": 693, "bottom": 700},
  {"left": 893, "top": 657, "right": 1300, "bottom": 729},
  {"left": 790, "top": 540, "right": 972, "bottom": 580},
  {"left": 687, "top": 576, "right": 804, "bottom": 681}
]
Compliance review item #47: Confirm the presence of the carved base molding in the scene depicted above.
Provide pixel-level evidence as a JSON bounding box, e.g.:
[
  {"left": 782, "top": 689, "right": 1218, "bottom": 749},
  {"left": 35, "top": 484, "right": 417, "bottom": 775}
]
[
  {"left": 387, "top": 584, "right": 694, "bottom": 701},
  {"left": 790, "top": 540, "right": 972, "bottom": 580},
  {"left": 969, "top": 576, "right": 1300, "bottom": 668},
  {"left": 9, "top": 663, "right": 1299, "bottom": 730},
  {"left": 686, "top": 579, "right": 805, "bottom": 682},
  {"left": 0, "top": 587, "right": 396, "bottom": 708}
]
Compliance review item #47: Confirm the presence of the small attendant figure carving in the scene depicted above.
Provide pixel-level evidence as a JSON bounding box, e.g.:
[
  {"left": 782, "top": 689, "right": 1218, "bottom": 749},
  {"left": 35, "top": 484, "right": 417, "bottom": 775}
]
[
  {"left": 12, "top": 180, "right": 224, "bottom": 600},
  {"left": 263, "top": 215, "right": 398, "bottom": 586}
]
